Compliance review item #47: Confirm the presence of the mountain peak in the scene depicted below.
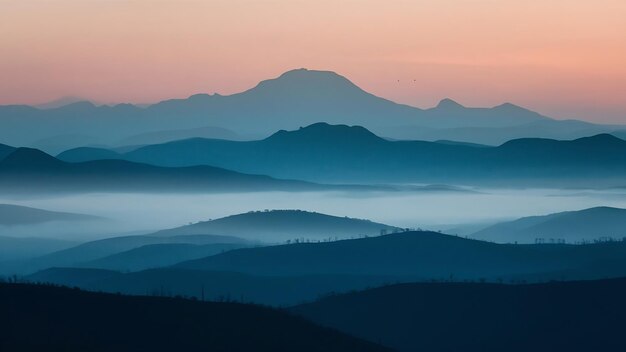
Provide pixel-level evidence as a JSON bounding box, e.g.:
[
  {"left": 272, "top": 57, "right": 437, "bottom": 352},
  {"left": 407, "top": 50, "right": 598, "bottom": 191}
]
[
  {"left": 251, "top": 69, "right": 362, "bottom": 95},
  {"left": 436, "top": 98, "right": 464, "bottom": 109},
  {"left": 266, "top": 123, "right": 385, "bottom": 144},
  {"left": 0, "top": 148, "right": 64, "bottom": 168},
  {"left": 573, "top": 133, "right": 625, "bottom": 146},
  {"left": 492, "top": 102, "right": 528, "bottom": 112}
]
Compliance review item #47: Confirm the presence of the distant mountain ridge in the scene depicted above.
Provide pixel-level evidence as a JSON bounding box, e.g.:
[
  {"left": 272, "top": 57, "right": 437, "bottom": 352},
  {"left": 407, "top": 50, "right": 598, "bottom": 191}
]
[
  {"left": 0, "top": 146, "right": 328, "bottom": 193},
  {"left": 1, "top": 68, "right": 622, "bottom": 152},
  {"left": 0, "top": 204, "right": 99, "bottom": 226},
  {"left": 12, "top": 234, "right": 250, "bottom": 275},
  {"left": 58, "top": 123, "right": 626, "bottom": 186},
  {"left": 471, "top": 206, "right": 626, "bottom": 243}
]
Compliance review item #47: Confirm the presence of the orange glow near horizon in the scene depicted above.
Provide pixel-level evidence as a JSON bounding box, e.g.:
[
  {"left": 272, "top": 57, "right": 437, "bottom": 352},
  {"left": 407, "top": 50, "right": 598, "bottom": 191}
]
[{"left": 1, "top": 0, "right": 625, "bottom": 122}]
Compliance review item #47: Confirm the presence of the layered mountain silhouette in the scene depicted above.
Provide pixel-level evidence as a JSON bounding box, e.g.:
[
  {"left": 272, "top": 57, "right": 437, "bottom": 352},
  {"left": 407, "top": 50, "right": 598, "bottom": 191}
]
[
  {"left": 152, "top": 210, "right": 400, "bottom": 242},
  {"left": 1, "top": 69, "right": 622, "bottom": 152},
  {"left": 472, "top": 206, "right": 626, "bottom": 243},
  {"left": 0, "top": 236, "right": 77, "bottom": 262},
  {"left": 27, "top": 268, "right": 401, "bottom": 306},
  {"left": 81, "top": 243, "right": 248, "bottom": 272},
  {"left": 58, "top": 124, "right": 626, "bottom": 186},
  {"left": 0, "top": 204, "right": 100, "bottom": 226},
  {"left": 291, "top": 278, "right": 626, "bottom": 352},
  {"left": 174, "top": 231, "right": 626, "bottom": 280},
  {"left": 0, "top": 147, "right": 327, "bottom": 193},
  {"left": 25, "top": 231, "right": 626, "bottom": 305},
  {"left": 0, "top": 283, "right": 389, "bottom": 352},
  {"left": 12, "top": 234, "right": 249, "bottom": 274}
]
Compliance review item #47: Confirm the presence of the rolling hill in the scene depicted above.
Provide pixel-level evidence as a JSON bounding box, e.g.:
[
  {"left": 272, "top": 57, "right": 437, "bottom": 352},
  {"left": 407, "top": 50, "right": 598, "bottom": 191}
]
[
  {"left": 0, "top": 147, "right": 326, "bottom": 194},
  {"left": 15, "top": 234, "right": 249, "bottom": 274},
  {"left": 471, "top": 206, "right": 626, "bottom": 243},
  {"left": 0, "top": 236, "right": 77, "bottom": 261},
  {"left": 175, "top": 231, "right": 626, "bottom": 280},
  {"left": 58, "top": 123, "right": 626, "bottom": 186},
  {"left": 291, "top": 279, "right": 626, "bottom": 352},
  {"left": 81, "top": 243, "right": 248, "bottom": 272},
  {"left": 0, "top": 204, "right": 100, "bottom": 226},
  {"left": 152, "top": 210, "right": 400, "bottom": 242},
  {"left": 26, "top": 268, "right": 404, "bottom": 307},
  {"left": 0, "top": 283, "right": 390, "bottom": 352}
]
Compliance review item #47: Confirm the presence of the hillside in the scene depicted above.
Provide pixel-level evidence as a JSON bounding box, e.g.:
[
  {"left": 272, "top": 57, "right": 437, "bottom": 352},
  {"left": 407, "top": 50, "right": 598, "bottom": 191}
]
[
  {"left": 26, "top": 268, "right": 403, "bottom": 306},
  {"left": 0, "top": 236, "right": 77, "bottom": 261},
  {"left": 291, "top": 279, "right": 626, "bottom": 352},
  {"left": 0, "top": 283, "right": 389, "bottom": 352},
  {"left": 472, "top": 206, "right": 626, "bottom": 243},
  {"left": 82, "top": 243, "right": 248, "bottom": 272},
  {"left": 17, "top": 234, "right": 249, "bottom": 274},
  {"left": 175, "top": 231, "right": 626, "bottom": 280},
  {"left": 60, "top": 123, "right": 626, "bottom": 186},
  {"left": 0, "top": 204, "right": 99, "bottom": 226},
  {"left": 0, "top": 147, "right": 324, "bottom": 194},
  {"left": 153, "top": 210, "right": 400, "bottom": 242}
]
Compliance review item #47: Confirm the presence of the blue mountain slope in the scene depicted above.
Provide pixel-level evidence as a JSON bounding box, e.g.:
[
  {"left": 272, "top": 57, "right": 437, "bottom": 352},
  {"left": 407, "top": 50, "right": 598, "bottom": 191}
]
[{"left": 59, "top": 123, "right": 626, "bottom": 186}]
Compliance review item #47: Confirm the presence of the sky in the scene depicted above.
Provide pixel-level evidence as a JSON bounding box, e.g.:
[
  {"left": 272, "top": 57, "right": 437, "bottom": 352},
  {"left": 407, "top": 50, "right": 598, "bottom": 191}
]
[{"left": 1, "top": 0, "right": 625, "bottom": 123}]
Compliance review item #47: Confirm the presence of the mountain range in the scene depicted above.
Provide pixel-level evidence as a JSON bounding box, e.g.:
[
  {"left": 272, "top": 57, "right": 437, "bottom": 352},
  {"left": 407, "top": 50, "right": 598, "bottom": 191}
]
[
  {"left": 1, "top": 69, "right": 623, "bottom": 153},
  {"left": 0, "top": 236, "right": 77, "bottom": 262},
  {"left": 0, "top": 204, "right": 100, "bottom": 226},
  {"left": 58, "top": 123, "right": 626, "bottom": 186},
  {"left": 27, "top": 268, "right": 402, "bottom": 306},
  {"left": 10, "top": 233, "right": 249, "bottom": 275},
  {"left": 173, "top": 230, "right": 626, "bottom": 280},
  {"left": 0, "top": 147, "right": 327, "bottom": 194},
  {"left": 24, "top": 230, "right": 626, "bottom": 306}
]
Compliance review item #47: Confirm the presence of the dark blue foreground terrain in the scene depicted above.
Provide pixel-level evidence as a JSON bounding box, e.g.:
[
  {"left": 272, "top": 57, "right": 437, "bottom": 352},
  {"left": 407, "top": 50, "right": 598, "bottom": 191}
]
[
  {"left": 292, "top": 278, "right": 626, "bottom": 352},
  {"left": 0, "top": 283, "right": 389, "bottom": 352}
]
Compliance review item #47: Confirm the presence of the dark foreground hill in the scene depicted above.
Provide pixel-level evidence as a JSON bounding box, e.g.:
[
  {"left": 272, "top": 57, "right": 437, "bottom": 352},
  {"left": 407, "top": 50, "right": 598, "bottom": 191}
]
[
  {"left": 471, "top": 206, "right": 626, "bottom": 243},
  {"left": 0, "top": 283, "right": 390, "bottom": 352},
  {"left": 153, "top": 210, "right": 400, "bottom": 242},
  {"left": 291, "top": 278, "right": 626, "bottom": 352}
]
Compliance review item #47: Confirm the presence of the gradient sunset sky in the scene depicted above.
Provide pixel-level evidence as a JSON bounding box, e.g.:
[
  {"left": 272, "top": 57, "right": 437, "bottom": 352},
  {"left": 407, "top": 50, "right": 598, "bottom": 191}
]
[{"left": 1, "top": 0, "right": 625, "bottom": 122}]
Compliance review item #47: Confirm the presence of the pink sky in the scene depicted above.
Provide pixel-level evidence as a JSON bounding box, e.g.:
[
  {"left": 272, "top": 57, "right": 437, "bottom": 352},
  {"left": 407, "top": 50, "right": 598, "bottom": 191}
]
[{"left": 1, "top": 0, "right": 625, "bottom": 122}]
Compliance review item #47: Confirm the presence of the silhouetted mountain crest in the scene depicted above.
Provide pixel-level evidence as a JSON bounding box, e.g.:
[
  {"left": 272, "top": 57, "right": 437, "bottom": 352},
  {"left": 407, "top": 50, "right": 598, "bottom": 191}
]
[
  {"left": 0, "top": 143, "right": 16, "bottom": 161},
  {"left": 0, "top": 148, "right": 63, "bottom": 168},
  {"left": 572, "top": 133, "right": 626, "bottom": 146},
  {"left": 52, "top": 101, "right": 97, "bottom": 111},
  {"left": 435, "top": 98, "right": 464, "bottom": 109},
  {"left": 499, "top": 133, "right": 626, "bottom": 149},
  {"left": 253, "top": 68, "right": 361, "bottom": 92},
  {"left": 266, "top": 123, "right": 386, "bottom": 145}
]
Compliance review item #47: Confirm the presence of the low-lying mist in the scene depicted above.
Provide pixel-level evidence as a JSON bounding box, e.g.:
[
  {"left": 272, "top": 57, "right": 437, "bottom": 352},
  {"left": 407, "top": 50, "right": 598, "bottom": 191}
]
[{"left": 2, "top": 187, "right": 626, "bottom": 242}]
